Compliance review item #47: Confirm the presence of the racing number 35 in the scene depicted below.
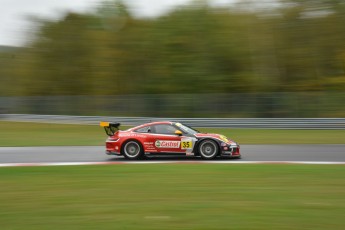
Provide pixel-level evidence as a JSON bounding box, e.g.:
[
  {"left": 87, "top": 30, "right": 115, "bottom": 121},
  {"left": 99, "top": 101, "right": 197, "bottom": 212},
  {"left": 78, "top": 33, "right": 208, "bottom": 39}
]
[{"left": 181, "top": 140, "right": 192, "bottom": 149}]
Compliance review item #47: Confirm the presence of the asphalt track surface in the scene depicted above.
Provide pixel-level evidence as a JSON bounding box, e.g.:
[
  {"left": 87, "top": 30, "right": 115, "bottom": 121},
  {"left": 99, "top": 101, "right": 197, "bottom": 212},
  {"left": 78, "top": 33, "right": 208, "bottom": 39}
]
[{"left": 0, "top": 145, "right": 344, "bottom": 164}]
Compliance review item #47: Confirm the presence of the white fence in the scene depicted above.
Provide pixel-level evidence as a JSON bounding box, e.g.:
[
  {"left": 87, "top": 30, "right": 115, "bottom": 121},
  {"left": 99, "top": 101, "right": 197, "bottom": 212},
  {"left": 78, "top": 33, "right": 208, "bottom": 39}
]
[{"left": 2, "top": 114, "right": 345, "bottom": 129}]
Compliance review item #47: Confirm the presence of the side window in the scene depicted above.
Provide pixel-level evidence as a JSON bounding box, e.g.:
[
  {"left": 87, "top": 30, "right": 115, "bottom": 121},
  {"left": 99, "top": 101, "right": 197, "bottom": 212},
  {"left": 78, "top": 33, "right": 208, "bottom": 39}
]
[
  {"left": 135, "top": 126, "right": 151, "bottom": 133},
  {"left": 153, "top": 124, "right": 178, "bottom": 135}
]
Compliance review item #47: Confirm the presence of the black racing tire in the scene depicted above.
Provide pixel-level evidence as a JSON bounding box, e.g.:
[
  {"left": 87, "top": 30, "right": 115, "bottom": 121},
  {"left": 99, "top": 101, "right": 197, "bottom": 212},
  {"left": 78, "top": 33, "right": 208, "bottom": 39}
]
[
  {"left": 198, "top": 139, "right": 219, "bottom": 160},
  {"left": 121, "top": 140, "right": 144, "bottom": 160}
]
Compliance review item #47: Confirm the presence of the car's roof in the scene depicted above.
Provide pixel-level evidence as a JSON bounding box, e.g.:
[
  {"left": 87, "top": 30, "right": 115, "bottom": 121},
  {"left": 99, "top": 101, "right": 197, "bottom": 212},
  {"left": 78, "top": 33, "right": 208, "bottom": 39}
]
[{"left": 129, "top": 121, "right": 173, "bottom": 130}]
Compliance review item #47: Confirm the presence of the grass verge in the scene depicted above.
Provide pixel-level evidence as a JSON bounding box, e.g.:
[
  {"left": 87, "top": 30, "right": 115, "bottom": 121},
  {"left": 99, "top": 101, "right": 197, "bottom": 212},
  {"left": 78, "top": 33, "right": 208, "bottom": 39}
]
[
  {"left": 0, "top": 164, "right": 344, "bottom": 229},
  {"left": 0, "top": 121, "right": 344, "bottom": 146}
]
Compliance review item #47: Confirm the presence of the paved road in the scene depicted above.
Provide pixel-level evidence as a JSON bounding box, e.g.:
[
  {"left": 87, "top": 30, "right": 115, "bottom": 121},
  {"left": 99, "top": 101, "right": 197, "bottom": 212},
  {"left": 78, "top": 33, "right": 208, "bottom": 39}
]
[{"left": 0, "top": 145, "right": 344, "bottom": 163}]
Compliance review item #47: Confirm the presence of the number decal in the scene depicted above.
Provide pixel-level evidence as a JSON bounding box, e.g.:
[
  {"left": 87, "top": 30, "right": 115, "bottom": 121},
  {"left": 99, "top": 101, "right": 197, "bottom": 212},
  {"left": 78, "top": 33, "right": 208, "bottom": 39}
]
[{"left": 181, "top": 139, "right": 192, "bottom": 149}]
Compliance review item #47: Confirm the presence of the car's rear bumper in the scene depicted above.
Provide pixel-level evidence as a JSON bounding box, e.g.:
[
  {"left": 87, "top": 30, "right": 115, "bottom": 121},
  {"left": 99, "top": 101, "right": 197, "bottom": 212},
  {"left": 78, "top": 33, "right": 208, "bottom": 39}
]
[
  {"left": 106, "top": 150, "right": 121, "bottom": 155},
  {"left": 105, "top": 140, "right": 121, "bottom": 155}
]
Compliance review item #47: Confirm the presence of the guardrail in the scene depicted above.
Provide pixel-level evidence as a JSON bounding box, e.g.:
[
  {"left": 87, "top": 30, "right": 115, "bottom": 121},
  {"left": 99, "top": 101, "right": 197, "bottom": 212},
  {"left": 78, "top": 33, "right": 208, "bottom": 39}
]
[{"left": 1, "top": 114, "right": 345, "bottom": 129}]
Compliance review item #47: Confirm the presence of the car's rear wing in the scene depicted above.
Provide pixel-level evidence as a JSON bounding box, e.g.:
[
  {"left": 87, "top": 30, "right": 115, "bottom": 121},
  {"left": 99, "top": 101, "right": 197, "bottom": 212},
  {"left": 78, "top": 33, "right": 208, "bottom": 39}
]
[{"left": 100, "top": 122, "right": 120, "bottom": 136}]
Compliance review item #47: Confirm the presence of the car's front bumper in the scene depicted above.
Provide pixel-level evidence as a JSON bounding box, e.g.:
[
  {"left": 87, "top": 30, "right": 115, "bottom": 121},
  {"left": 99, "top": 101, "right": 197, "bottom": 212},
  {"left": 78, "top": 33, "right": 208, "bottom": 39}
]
[{"left": 221, "top": 144, "right": 241, "bottom": 157}]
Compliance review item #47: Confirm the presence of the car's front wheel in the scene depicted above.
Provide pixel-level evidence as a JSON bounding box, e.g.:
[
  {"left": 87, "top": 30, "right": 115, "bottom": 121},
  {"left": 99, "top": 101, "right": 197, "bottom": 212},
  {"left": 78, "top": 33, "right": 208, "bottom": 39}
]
[
  {"left": 122, "top": 140, "right": 144, "bottom": 160},
  {"left": 199, "top": 140, "right": 219, "bottom": 160}
]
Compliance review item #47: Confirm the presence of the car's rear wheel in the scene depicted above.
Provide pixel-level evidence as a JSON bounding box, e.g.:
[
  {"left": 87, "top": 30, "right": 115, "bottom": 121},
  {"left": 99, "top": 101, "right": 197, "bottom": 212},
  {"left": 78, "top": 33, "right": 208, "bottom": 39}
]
[
  {"left": 122, "top": 140, "right": 144, "bottom": 160},
  {"left": 199, "top": 140, "right": 218, "bottom": 160}
]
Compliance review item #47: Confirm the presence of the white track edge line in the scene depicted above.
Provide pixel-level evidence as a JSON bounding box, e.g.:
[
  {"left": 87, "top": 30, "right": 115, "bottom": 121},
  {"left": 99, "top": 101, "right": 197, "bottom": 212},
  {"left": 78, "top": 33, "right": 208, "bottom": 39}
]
[{"left": 0, "top": 161, "right": 345, "bottom": 167}]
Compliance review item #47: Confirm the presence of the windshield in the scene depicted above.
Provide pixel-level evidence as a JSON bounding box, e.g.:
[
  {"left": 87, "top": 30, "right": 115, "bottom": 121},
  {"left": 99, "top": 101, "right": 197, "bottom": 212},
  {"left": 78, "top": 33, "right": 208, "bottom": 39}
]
[{"left": 174, "top": 122, "right": 199, "bottom": 135}]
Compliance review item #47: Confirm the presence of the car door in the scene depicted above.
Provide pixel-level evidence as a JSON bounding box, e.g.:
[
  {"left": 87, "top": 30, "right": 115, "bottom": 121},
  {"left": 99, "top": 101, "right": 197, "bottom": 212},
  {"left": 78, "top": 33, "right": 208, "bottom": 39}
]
[{"left": 149, "top": 124, "right": 185, "bottom": 153}]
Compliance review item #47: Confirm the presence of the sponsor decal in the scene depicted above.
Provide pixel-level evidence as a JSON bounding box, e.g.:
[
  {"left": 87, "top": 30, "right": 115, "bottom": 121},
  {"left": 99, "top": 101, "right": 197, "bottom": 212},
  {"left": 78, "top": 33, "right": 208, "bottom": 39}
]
[
  {"left": 175, "top": 123, "right": 182, "bottom": 127},
  {"left": 144, "top": 142, "right": 153, "bottom": 145},
  {"left": 155, "top": 140, "right": 180, "bottom": 148},
  {"left": 120, "top": 133, "right": 145, "bottom": 138},
  {"left": 181, "top": 137, "right": 193, "bottom": 149},
  {"left": 144, "top": 142, "right": 154, "bottom": 149},
  {"left": 220, "top": 135, "right": 229, "bottom": 143}
]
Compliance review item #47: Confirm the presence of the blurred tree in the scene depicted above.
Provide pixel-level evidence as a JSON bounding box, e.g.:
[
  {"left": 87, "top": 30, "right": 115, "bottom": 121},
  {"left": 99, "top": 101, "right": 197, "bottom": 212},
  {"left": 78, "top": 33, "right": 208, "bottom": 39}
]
[{"left": 2, "top": 0, "right": 345, "bottom": 97}]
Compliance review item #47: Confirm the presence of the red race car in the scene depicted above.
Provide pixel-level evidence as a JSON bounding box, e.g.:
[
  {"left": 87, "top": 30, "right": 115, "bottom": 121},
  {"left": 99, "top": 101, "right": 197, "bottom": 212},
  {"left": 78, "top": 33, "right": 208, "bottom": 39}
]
[{"left": 100, "top": 121, "right": 240, "bottom": 160}]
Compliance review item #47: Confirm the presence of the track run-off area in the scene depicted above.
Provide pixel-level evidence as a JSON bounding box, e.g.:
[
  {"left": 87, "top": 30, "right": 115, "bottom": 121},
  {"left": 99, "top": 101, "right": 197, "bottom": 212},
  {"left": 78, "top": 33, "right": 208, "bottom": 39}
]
[{"left": 0, "top": 145, "right": 344, "bottom": 167}]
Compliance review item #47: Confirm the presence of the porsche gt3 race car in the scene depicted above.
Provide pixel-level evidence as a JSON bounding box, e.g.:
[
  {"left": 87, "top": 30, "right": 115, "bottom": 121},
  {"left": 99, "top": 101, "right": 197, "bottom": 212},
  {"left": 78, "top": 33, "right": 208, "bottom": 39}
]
[{"left": 100, "top": 121, "right": 240, "bottom": 160}]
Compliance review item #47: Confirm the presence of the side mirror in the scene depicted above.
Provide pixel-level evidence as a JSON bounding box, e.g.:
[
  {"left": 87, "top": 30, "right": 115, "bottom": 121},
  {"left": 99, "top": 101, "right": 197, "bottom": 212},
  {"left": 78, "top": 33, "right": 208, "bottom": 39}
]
[{"left": 175, "top": 130, "right": 183, "bottom": 136}]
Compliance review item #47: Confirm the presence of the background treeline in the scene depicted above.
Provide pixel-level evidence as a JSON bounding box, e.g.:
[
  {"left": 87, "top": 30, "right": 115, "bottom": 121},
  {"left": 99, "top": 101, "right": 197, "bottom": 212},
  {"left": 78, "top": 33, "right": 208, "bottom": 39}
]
[
  {"left": 1, "top": 0, "right": 344, "bottom": 97},
  {"left": 1, "top": 0, "right": 345, "bottom": 117}
]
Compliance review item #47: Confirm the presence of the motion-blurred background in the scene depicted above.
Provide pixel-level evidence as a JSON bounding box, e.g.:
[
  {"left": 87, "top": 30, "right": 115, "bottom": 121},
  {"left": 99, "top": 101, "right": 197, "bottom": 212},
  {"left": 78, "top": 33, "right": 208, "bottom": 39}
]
[{"left": 1, "top": 0, "right": 344, "bottom": 118}]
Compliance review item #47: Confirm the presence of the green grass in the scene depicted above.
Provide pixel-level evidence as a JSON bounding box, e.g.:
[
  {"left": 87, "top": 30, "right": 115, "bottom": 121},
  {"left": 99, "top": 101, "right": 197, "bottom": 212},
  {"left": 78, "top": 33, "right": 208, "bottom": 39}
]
[
  {"left": 0, "top": 164, "right": 344, "bottom": 229},
  {"left": 199, "top": 127, "right": 345, "bottom": 144},
  {"left": 0, "top": 121, "right": 344, "bottom": 146},
  {"left": 0, "top": 121, "right": 105, "bottom": 147}
]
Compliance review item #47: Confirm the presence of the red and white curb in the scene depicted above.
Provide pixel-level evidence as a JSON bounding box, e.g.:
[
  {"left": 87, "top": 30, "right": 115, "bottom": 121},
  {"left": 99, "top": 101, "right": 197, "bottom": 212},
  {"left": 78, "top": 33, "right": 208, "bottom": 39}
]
[{"left": 0, "top": 161, "right": 345, "bottom": 167}]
